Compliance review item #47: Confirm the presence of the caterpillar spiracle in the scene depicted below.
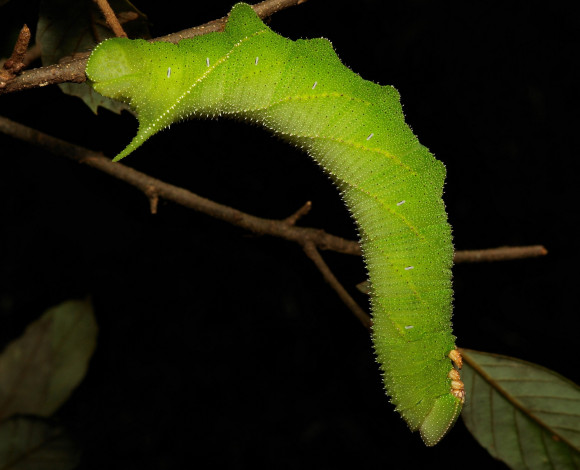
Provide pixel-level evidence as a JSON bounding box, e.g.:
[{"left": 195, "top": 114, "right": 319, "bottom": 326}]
[{"left": 85, "top": 2, "right": 465, "bottom": 445}]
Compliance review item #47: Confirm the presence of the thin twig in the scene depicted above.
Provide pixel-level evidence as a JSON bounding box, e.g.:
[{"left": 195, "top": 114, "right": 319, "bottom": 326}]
[
  {"left": 0, "top": 0, "right": 308, "bottom": 95},
  {"left": 156, "top": 0, "right": 309, "bottom": 43},
  {"left": 454, "top": 245, "right": 548, "bottom": 263},
  {"left": 283, "top": 201, "right": 312, "bottom": 226},
  {"left": 93, "top": 0, "right": 127, "bottom": 38},
  {"left": 0, "top": 25, "right": 31, "bottom": 89},
  {"left": 303, "top": 242, "right": 371, "bottom": 329}
]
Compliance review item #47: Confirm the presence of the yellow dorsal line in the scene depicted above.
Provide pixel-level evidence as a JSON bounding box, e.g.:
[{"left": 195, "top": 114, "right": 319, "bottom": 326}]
[
  {"left": 339, "top": 172, "right": 423, "bottom": 238},
  {"left": 145, "top": 29, "right": 269, "bottom": 136},
  {"left": 244, "top": 93, "right": 417, "bottom": 175},
  {"left": 281, "top": 133, "right": 423, "bottom": 238}
]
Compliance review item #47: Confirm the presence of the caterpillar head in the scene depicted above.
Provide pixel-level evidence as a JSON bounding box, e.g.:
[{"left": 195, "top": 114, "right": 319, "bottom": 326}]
[{"left": 85, "top": 3, "right": 271, "bottom": 161}]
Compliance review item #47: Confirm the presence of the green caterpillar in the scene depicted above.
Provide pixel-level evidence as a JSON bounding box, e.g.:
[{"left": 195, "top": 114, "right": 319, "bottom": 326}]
[{"left": 86, "top": 2, "right": 464, "bottom": 445}]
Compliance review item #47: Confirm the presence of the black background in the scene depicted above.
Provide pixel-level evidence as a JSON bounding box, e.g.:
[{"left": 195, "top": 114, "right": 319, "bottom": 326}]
[{"left": 1, "top": 0, "right": 577, "bottom": 468}]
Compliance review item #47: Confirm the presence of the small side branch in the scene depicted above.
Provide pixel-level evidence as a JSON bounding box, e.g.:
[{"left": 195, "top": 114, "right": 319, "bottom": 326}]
[
  {"left": 93, "top": 0, "right": 128, "bottom": 38},
  {"left": 283, "top": 201, "right": 312, "bottom": 226}
]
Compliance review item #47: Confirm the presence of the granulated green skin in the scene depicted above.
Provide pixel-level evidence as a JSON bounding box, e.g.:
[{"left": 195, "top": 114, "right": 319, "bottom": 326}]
[{"left": 86, "top": 3, "right": 462, "bottom": 445}]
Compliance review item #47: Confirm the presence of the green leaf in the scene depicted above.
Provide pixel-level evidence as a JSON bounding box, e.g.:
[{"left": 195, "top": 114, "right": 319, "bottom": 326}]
[
  {"left": 0, "top": 299, "right": 98, "bottom": 421},
  {"left": 461, "top": 349, "right": 580, "bottom": 469},
  {"left": 36, "top": 0, "right": 149, "bottom": 114},
  {"left": 0, "top": 416, "right": 80, "bottom": 470}
]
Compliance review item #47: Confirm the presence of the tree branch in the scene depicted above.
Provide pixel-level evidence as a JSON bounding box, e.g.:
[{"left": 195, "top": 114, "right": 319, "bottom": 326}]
[
  {"left": 0, "top": 0, "right": 309, "bottom": 95},
  {"left": 0, "top": 116, "right": 549, "bottom": 326},
  {"left": 0, "top": 116, "right": 359, "bottom": 256},
  {"left": 2, "top": 115, "right": 547, "bottom": 267}
]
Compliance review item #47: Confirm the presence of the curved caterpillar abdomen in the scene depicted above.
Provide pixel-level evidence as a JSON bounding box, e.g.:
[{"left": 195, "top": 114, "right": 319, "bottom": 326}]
[{"left": 86, "top": 2, "right": 464, "bottom": 445}]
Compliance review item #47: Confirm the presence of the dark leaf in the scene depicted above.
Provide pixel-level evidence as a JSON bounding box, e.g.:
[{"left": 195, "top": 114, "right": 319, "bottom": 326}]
[
  {"left": 0, "top": 299, "right": 98, "bottom": 421},
  {"left": 0, "top": 416, "right": 80, "bottom": 470},
  {"left": 461, "top": 349, "right": 580, "bottom": 469}
]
